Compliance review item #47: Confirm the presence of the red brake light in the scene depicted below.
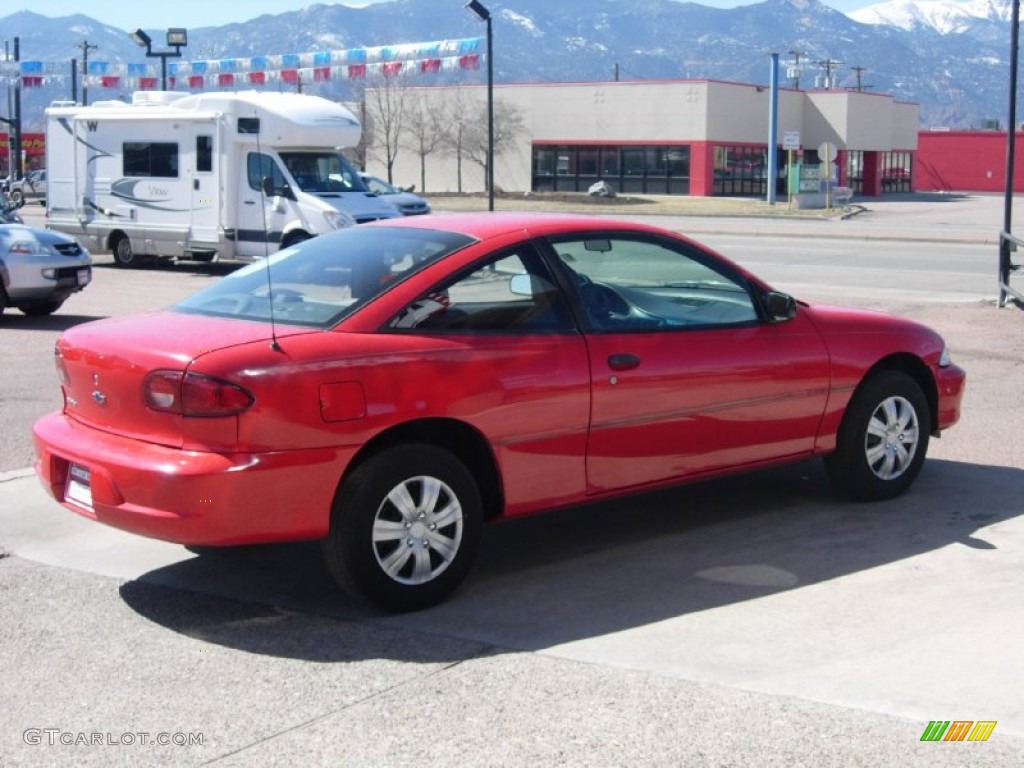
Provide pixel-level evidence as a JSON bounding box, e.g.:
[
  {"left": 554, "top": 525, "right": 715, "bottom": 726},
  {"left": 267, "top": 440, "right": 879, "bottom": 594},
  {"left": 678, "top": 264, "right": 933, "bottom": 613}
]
[{"left": 143, "top": 371, "right": 254, "bottom": 417}]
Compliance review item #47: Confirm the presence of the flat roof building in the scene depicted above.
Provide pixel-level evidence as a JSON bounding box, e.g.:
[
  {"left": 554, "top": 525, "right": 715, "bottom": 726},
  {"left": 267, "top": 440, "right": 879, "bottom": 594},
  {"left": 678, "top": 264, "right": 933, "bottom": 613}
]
[{"left": 367, "top": 79, "right": 919, "bottom": 198}]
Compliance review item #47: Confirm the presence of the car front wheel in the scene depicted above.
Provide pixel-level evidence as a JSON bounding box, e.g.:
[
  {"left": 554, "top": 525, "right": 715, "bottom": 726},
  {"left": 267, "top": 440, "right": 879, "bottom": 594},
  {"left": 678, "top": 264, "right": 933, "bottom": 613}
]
[
  {"left": 322, "top": 444, "right": 483, "bottom": 612},
  {"left": 19, "top": 299, "right": 65, "bottom": 316},
  {"left": 825, "top": 370, "right": 931, "bottom": 501}
]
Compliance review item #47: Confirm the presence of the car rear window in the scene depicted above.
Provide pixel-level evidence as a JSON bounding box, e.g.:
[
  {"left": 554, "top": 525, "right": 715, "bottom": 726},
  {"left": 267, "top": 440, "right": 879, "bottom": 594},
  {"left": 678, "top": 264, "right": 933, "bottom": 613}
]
[{"left": 173, "top": 227, "right": 475, "bottom": 328}]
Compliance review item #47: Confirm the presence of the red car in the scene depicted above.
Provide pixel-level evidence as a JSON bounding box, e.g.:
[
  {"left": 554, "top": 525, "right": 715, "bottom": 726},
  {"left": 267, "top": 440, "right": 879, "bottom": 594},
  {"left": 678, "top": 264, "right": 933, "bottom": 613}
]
[{"left": 33, "top": 214, "right": 965, "bottom": 611}]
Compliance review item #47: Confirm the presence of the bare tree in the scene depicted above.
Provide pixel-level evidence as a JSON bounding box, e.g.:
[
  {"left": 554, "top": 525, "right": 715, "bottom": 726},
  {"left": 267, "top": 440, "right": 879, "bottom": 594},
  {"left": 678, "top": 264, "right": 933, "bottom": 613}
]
[
  {"left": 401, "top": 91, "right": 444, "bottom": 193},
  {"left": 438, "top": 88, "right": 475, "bottom": 193},
  {"left": 363, "top": 73, "right": 411, "bottom": 183},
  {"left": 462, "top": 97, "right": 527, "bottom": 194}
]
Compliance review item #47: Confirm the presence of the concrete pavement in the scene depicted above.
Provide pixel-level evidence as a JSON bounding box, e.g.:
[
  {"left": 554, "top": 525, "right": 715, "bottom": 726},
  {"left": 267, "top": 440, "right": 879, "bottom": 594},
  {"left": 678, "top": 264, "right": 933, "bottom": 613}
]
[{"left": 3, "top": 193, "right": 1024, "bottom": 766}]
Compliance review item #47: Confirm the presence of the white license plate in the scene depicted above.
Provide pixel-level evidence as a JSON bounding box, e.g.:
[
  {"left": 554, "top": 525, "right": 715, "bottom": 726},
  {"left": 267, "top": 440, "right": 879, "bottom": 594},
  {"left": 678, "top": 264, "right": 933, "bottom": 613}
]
[
  {"left": 65, "top": 463, "right": 93, "bottom": 510},
  {"left": 76, "top": 269, "right": 90, "bottom": 287}
]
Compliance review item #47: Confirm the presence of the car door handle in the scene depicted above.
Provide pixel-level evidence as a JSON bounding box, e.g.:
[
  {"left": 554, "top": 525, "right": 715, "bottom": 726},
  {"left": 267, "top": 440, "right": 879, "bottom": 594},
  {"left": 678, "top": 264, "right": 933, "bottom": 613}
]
[
  {"left": 608, "top": 353, "right": 641, "bottom": 371},
  {"left": 244, "top": 200, "right": 256, "bottom": 205}
]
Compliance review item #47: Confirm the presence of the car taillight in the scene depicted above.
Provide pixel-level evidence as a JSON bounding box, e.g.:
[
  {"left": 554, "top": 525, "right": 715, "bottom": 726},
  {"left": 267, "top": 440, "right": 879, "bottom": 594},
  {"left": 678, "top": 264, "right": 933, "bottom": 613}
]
[
  {"left": 143, "top": 371, "right": 254, "bottom": 417},
  {"left": 54, "top": 345, "right": 70, "bottom": 387}
]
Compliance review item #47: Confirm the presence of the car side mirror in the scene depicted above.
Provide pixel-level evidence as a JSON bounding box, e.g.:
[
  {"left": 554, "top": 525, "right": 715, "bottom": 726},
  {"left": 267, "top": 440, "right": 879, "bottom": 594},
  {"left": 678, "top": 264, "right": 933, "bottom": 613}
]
[
  {"left": 510, "top": 273, "right": 556, "bottom": 297},
  {"left": 764, "top": 291, "right": 797, "bottom": 322}
]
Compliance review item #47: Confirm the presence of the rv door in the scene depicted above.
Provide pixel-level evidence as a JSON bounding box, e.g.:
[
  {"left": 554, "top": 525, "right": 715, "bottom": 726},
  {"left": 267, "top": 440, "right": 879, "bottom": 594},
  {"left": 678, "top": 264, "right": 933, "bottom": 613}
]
[{"left": 238, "top": 152, "right": 292, "bottom": 259}]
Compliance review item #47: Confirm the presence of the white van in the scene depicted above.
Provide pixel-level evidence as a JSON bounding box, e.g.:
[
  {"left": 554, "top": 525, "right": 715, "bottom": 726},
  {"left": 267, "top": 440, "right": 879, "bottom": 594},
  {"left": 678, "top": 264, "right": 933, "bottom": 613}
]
[{"left": 45, "top": 91, "right": 399, "bottom": 267}]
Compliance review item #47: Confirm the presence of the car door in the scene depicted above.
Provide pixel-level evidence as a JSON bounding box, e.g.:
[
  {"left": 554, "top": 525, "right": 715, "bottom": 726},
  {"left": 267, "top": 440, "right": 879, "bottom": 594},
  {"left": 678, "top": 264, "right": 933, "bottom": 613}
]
[
  {"left": 385, "top": 242, "right": 592, "bottom": 514},
  {"left": 544, "top": 233, "right": 831, "bottom": 495},
  {"left": 238, "top": 152, "right": 292, "bottom": 259}
]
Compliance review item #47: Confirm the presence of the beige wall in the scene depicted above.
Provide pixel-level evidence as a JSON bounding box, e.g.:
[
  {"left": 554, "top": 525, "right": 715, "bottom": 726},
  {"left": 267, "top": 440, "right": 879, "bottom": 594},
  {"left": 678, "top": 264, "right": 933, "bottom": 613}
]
[{"left": 367, "top": 81, "right": 919, "bottom": 195}]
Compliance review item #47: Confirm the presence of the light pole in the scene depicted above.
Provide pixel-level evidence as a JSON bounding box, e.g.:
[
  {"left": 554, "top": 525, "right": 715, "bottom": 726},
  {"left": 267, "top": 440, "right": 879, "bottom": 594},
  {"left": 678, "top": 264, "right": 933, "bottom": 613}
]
[
  {"left": 465, "top": 0, "right": 494, "bottom": 211},
  {"left": 130, "top": 27, "right": 188, "bottom": 91}
]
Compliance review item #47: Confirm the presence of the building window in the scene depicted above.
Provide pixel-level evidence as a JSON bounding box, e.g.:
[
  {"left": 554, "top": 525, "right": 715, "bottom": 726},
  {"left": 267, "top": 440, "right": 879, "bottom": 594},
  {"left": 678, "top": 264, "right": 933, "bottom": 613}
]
[
  {"left": 881, "top": 151, "right": 912, "bottom": 192},
  {"left": 531, "top": 144, "right": 690, "bottom": 195}
]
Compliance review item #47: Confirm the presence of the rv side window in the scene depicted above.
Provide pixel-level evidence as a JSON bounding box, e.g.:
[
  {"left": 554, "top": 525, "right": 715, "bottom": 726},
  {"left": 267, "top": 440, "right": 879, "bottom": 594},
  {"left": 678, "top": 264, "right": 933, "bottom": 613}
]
[
  {"left": 123, "top": 142, "right": 179, "bottom": 178},
  {"left": 238, "top": 117, "right": 260, "bottom": 134},
  {"left": 197, "top": 136, "right": 213, "bottom": 173}
]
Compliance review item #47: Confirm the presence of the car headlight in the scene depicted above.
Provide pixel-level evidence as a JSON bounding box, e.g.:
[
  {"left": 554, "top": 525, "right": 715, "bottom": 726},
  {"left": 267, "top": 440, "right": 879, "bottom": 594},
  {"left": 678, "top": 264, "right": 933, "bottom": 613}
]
[
  {"left": 41, "top": 267, "right": 56, "bottom": 279},
  {"left": 939, "top": 343, "right": 952, "bottom": 368},
  {"left": 324, "top": 210, "right": 355, "bottom": 230},
  {"left": 9, "top": 240, "right": 44, "bottom": 255}
]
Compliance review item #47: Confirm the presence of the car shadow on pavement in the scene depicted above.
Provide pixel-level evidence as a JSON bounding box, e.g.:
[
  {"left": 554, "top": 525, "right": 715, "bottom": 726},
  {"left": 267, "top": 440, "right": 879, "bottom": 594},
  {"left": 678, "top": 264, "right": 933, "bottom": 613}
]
[
  {"left": 0, "top": 313, "right": 106, "bottom": 331},
  {"left": 118, "top": 457, "right": 1021, "bottom": 662}
]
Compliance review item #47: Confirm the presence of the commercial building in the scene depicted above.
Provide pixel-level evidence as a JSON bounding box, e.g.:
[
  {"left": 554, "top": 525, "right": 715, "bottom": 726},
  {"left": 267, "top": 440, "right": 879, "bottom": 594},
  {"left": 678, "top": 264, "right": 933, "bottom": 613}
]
[{"left": 371, "top": 79, "right": 919, "bottom": 198}]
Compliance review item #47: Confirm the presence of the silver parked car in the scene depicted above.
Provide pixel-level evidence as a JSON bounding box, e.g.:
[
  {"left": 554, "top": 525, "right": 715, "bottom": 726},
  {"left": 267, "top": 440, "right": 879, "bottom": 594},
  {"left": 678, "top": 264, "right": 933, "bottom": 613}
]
[
  {"left": 0, "top": 223, "right": 92, "bottom": 316},
  {"left": 358, "top": 172, "right": 431, "bottom": 216},
  {"left": 8, "top": 169, "right": 46, "bottom": 206}
]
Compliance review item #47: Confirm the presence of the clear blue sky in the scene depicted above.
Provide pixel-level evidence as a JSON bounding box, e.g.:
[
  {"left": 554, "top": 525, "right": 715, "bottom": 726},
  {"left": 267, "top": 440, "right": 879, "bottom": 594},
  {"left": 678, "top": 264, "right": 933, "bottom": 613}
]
[{"left": 12, "top": 0, "right": 871, "bottom": 31}]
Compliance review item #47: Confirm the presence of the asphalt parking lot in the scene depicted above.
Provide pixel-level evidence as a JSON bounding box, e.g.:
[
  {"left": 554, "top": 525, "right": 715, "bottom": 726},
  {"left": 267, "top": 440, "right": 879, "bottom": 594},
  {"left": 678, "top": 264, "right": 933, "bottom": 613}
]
[{"left": 2, "top": 195, "right": 1023, "bottom": 765}]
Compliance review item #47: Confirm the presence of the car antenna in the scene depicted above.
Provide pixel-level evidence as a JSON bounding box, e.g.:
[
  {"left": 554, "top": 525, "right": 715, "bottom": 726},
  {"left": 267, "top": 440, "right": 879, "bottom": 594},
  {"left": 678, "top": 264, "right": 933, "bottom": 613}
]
[{"left": 254, "top": 114, "right": 282, "bottom": 352}]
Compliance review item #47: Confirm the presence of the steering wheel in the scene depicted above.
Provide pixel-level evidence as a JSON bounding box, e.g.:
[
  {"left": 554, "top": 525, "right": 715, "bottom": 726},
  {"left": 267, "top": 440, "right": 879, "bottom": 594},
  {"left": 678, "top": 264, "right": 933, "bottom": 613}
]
[{"left": 198, "top": 292, "right": 252, "bottom": 314}]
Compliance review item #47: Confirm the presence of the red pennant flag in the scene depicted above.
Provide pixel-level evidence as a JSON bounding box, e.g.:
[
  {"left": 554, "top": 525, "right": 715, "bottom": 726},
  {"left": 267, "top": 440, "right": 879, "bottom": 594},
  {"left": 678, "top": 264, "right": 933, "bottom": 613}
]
[
  {"left": 421, "top": 59, "right": 441, "bottom": 74},
  {"left": 139, "top": 77, "right": 158, "bottom": 90},
  {"left": 348, "top": 64, "right": 366, "bottom": 79},
  {"left": 189, "top": 75, "right": 205, "bottom": 89},
  {"left": 314, "top": 67, "right": 330, "bottom": 82},
  {"left": 248, "top": 72, "right": 266, "bottom": 85},
  {"left": 459, "top": 55, "right": 480, "bottom": 70},
  {"left": 383, "top": 62, "right": 402, "bottom": 77},
  {"left": 218, "top": 73, "right": 235, "bottom": 86},
  {"left": 101, "top": 76, "right": 120, "bottom": 88},
  {"left": 21, "top": 76, "right": 43, "bottom": 88},
  {"left": 281, "top": 69, "right": 299, "bottom": 84}
]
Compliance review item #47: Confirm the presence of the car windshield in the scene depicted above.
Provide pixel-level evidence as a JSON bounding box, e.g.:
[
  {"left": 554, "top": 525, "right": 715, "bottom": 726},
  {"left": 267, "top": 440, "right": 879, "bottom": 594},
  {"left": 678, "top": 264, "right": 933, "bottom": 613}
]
[
  {"left": 279, "top": 151, "right": 368, "bottom": 194},
  {"left": 173, "top": 227, "right": 475, "bottom": 328}
]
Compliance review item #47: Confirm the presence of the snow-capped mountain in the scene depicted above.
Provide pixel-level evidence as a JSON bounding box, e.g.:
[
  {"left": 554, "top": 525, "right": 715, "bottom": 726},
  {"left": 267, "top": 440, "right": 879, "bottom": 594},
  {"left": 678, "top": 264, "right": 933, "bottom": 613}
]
[
  {"left": 849, "top": 0, "right": 1012, "bottom": 35},
  {"left": 0, "top": 0, "right": 1020, "bottom": 131}
]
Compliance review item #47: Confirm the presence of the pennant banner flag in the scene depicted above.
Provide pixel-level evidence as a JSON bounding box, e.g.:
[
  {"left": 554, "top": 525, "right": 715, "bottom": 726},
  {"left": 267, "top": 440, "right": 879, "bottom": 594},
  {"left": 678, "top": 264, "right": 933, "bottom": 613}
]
[{"left": 0, "top": 37, "right": 484, "bottom": 91}]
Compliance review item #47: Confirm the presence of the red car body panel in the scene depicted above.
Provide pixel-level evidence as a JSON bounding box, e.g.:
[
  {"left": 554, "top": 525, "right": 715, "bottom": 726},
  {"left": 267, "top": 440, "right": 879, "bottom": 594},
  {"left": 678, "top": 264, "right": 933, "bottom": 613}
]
[{"left": 33, "top": 213, "right": 966, "bottom": 547}]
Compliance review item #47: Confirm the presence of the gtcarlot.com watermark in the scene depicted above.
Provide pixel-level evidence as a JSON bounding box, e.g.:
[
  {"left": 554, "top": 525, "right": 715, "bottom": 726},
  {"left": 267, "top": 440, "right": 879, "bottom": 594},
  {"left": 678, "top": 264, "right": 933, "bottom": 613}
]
[{"left": 24, "top": 729, "right": 203, "bottom": 747}]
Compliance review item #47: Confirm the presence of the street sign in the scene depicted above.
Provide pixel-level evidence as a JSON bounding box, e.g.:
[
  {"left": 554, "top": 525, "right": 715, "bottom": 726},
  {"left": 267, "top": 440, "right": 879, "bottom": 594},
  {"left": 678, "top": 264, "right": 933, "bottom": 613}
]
[{"left": 783, "top": 131, "right": 800, "bottom": 150}]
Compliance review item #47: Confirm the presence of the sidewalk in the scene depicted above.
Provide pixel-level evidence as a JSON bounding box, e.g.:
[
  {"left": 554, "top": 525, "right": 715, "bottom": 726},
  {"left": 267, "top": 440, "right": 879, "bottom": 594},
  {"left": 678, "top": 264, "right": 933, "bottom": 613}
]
[{"left": 429, "top": 190, "right": 1016, "bottom": 245}]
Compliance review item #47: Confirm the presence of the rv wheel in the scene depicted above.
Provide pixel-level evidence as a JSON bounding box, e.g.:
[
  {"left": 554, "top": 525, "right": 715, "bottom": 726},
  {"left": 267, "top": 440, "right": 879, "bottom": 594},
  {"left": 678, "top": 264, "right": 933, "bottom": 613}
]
[{"left": 112, "top": 234, "right": 139, "bottom": 268}]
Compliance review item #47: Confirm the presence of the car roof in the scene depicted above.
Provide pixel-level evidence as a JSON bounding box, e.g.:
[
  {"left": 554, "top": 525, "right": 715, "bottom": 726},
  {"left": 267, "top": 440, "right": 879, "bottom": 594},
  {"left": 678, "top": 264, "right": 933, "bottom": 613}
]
[{"left": 361, "top": 212, "right": 674, "bottom": 241}]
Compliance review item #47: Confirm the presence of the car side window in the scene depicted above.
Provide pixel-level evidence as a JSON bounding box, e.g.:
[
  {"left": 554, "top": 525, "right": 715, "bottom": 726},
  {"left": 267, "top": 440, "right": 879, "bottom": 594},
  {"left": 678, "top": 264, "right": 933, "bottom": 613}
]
[
  {"left": 550, "top": 236, "right": 759, "bottom": 330},
  {"left": 389, "top": 245, "right": 573, "bottom": 332}
]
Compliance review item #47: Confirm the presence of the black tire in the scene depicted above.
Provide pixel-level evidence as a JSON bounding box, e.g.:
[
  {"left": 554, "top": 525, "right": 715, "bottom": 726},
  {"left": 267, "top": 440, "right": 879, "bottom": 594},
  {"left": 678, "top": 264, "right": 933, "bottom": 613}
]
[
  {"left": 8, "top": 188, "right": 22, "bottom": 206},
  {"left": 112, "top": 234, "right": 139, "bottom": 268},
  {"left": 825, "top": 370, "right": 931, "bottom": 501},
  {"left": 0, "top": 285, "right": 7, "bottom": 315},
  {"left": 19, "top": 299, "right": 64, "bottom": 316},
  {"left": 321, "top": 444, "right": 483, "bottom": 612},
  {"left": 280, "top": 231, "right": 311, "bottom": 250}
]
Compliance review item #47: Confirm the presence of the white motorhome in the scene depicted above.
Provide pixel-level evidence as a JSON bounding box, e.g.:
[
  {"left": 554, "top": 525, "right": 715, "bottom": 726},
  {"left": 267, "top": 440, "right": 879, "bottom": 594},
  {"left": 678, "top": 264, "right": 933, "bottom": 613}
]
[{"left": 45, "top": 91, "right": 400, "bottom": 267}]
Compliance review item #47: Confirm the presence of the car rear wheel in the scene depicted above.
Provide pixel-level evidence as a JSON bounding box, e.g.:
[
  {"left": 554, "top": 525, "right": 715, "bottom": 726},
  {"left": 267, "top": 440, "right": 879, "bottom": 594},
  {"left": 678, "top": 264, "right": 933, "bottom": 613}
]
[
  {"left": 322, "top": 444, "right": 482, "bottom": 612},
  {"left": 19, "top": 299, "right": 64, "bottom": 316},
  {"left": 8, "top": 188, "right": 22, "bottom": 205},
  {"left": 825, "top": 370, "right": 931, "bottom": 501}
]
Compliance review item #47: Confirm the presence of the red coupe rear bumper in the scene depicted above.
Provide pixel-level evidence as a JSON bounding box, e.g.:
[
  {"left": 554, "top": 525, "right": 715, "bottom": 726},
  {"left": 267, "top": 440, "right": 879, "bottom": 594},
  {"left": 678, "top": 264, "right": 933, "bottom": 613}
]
[{"left": 33, "top": 411, "right": 355, "bottom": 546}]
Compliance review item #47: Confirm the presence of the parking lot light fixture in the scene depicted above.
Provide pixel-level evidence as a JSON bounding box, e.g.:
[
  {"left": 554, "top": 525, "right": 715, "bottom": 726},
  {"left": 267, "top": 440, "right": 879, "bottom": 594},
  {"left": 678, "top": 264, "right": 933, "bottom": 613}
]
[
  {"left": 465, "top": 1, "right": 494, "bottom": 212},
  {"left": 130, "top": 27, "right": 188, "bottom": 91}
]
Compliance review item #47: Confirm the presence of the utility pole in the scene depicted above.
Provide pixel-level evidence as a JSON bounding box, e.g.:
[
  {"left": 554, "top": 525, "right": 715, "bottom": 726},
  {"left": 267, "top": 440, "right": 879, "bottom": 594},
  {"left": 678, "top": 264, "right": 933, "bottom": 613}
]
[
  {"left": 78, "top": 39, "right": 98, "bottom": 105},
  {"left": 13, "top": 36, "right": 22, "bottom": 180},
  {"left": 787, "top": 49, "right": 805, "bottom": 89},
  {"left": 850, "top": 65, "right": 872, "bottom": 92},
  {"left": 816, "top": 59, "right": 842, "bottom": 89}
]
